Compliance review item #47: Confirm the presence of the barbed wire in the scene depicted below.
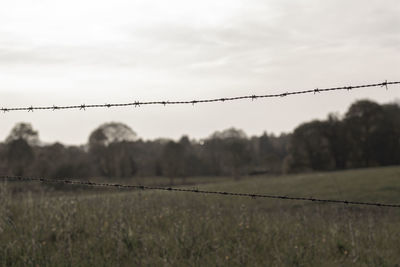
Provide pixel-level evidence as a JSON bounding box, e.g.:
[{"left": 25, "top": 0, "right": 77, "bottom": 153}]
[
  {"left": 1, "top": 175, "right": 400, "bottom": 208},
  {"left": 1, "top": 81, "right": 398, "bottom": 113}
]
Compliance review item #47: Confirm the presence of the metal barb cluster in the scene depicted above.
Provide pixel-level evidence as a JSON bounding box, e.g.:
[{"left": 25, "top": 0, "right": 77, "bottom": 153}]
[
  {"left": 1, "top": 81, "right": 398, "bottom": 113},
  {"left": 1, "top": 175, "right": 400, "bottom": 208}
]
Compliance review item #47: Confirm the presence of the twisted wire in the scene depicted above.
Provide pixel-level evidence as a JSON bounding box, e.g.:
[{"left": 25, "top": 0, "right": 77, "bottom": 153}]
[
  {"left": 1, "top": 175, "right": 400, "bottom": 208},
  {"left": 1, "top": 81, "right": 397, "bottom": 113}
]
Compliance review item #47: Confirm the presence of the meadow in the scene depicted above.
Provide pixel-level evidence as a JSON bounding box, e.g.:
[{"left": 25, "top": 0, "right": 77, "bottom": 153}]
[{"left": 1, "top": 166, "right": 400, "bottom": 266}]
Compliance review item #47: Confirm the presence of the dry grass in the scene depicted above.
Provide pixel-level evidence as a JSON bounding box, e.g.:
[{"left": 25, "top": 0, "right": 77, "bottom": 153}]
[{"left": 1, "top": 166, "right": 400, "bottom": 266}]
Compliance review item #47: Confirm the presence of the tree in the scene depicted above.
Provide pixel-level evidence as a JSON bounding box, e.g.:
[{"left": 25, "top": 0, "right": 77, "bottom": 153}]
[
  {"left": 88, "top": 122, "right": 137, "bottom": 149},
  {"left": 344, "top": 100, "right": 385, "bottom": 167},
  {"left": 256, "top": 133, "right": 282, "bottom": 174},
  {"left": 5, "top": 139, "right": 35, "bottom": 176},
  {"left": 204, "top": 128, "right": 251, "bottom": 178},
  {"left": 320, "top": 114, "right": 349, "bottom": 169},
  {"left": 161, "top": 141, "right": 185, "bottom": 185},
  {"left": 88, "top": 122, "right": 138, "bottom": 178},
  {"left": 5, "top": 123, "right": 40, "bottom": 146},
  {"left": 2, "top": 123, "right": 39, "bottom": 175},
  {"left": 286, "top": 120, "right": 334, "bottom": 172},
  {"left": 210, "top": 127, "right": 247, "bottom": 139},
  {"left": 223, "top": 137, "right": 251, "bottom": 178},
  {"left": 376, "top": 103, "right": 400, "bottom": 165}
]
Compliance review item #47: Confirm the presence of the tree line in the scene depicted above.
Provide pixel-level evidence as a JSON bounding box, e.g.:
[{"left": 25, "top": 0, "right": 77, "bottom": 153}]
[{"left": 0, "top": 99, "right": 399, "bottom": 182}]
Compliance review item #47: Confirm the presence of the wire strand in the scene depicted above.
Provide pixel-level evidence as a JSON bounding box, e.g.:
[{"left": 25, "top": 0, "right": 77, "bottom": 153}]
[
  {"left": 1, "top": 81, "right": 398, "bottom": 113},
  {"left": 1, "top": 175, "right": 400, "bottom": 208}
]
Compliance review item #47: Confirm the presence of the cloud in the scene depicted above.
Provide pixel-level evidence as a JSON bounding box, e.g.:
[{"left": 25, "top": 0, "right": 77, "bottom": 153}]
[{"left": 1, "top": 0, "right": 399, "bottom": 72}]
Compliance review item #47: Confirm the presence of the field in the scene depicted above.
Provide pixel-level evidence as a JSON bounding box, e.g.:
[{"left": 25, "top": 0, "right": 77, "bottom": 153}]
[{"left": 1, "top": 166, "right": 400, "bottom": 266}]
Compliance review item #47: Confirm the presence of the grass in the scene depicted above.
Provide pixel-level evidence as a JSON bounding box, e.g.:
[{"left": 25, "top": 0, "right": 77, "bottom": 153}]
[{"left": 1, "top": 166, "right": 400, "bottom": 266}]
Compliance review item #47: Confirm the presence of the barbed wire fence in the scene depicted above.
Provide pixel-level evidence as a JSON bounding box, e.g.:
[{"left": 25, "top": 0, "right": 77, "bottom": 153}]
[
  {"left": 1, "top": 81, "right": 398, "bottom": 113},
  {"left": 1, "top": 175, "right": 400, "bottom": 208},
  {"left": 1, "top": 80, "right": 400, "bottom": 208}
]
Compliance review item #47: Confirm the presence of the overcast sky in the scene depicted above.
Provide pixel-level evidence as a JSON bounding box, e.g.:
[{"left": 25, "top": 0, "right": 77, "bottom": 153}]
[{"left": 1, "top": 0, "right": 399, "bottom": 145}]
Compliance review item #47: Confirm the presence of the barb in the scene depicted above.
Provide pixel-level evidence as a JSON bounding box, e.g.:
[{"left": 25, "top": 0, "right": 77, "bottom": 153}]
[
  {"left": 1, "top": 81, "right": 398, "bottom": 113},
  {"left": 1, "top": 175, "right": 400, "bottom": 208}
]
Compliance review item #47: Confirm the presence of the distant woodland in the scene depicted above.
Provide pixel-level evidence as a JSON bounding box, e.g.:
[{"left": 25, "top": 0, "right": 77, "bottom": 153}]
[{"left": 1, "top": 99, "right": 399, "bottom": 182}]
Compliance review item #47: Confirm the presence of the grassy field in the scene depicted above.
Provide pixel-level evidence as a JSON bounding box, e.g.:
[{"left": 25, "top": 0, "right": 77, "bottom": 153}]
[{"left": 1, "top": 166, "right": 400, "bottom": 266}]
